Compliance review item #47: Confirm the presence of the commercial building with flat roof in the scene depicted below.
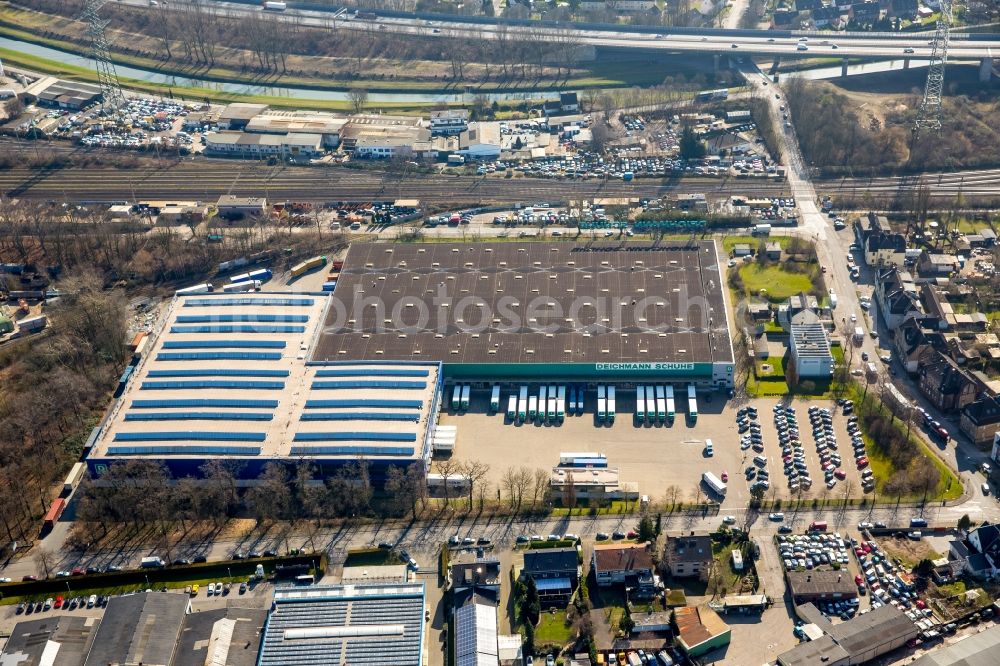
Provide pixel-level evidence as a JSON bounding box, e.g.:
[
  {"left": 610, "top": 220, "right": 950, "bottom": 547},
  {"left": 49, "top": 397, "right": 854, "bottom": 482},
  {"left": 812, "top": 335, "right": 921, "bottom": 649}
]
[
  {"left": 909, "top": 623, "right": 1000, "bottom": 666},
  {"left": 87, "top": 292, "right": 440, "bottom": 482},
  {"left": 777, "top": 603, "right": 918, "bottom": 666},
  {"left": 790, "top": 318, "right": 834, "bottom": 378},
  {"left": 172, "top": 606, "right": 268, "bottom": 666},
  {"left": 258, "top": 582, "right": 426, "bottom": 666},
  {"left": 314, "top": 242, "right": 735, "bottom": 386}
]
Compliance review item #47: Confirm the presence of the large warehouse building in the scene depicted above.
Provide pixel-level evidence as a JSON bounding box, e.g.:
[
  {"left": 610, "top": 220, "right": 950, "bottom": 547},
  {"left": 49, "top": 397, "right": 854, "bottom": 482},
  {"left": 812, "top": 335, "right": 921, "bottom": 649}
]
[
  {"left": 87, "top": 241, "right": 734, "bottom": 483},
  {"left": 87, "top": 292, "right": 441, "bottom": 482},
  {"left": 315, "top": 241, "right": 735, "bottom": 386}
]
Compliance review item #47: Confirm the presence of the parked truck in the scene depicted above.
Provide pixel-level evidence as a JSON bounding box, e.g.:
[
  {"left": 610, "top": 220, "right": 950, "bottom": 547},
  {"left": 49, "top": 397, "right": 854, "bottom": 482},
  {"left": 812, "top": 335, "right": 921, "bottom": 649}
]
[
  {"left": 702, "top": 471, "right": 727, "bottom": 496},
  {"left": 751, "top": 223, "right": 772, "bottom": 236},
  {"left": 828, "top": 290, "right": 838, "bottom": 309},
  {"left": 263, "top": 1, "right": 287, "bottom": 10},
  {"left": 63, "top": 462, "right": 86, "bottom": 495},
  {"left": 222, "top": 280, "right": 261, "bottom": 293},
  {"left": 606, "top": 385, "right": 616, "bottom": 424},
  {"left": 854, "top": 326, "right": 865, "bottom": 344},
  {"left": 489, "top": 385, "right": 500, "bottom": 414},
  {"left": 175, "top": 283, "right": 213, "bottom": 295},
  {"left": 290, "top": 255, "right": 327, "bottom": 278}
]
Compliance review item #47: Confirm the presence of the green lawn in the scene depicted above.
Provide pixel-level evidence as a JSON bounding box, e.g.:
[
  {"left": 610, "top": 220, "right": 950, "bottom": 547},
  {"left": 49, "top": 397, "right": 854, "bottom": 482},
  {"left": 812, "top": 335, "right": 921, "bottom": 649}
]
[
  {"left": 746, "top": 375, "right": 791, "bottom": 397},
  {"left": 738, "top": 264, "right": 814, "bottom": 302},
  {"left": 343, "top": 548, "right": 397, "bottom": 567},
  {"left": 721, "top": 236, "right": 793, "bottom": 254},
  {"left": 755, "top": 354, "right": 786, "bottom": 379},
  {"left": 535, "top": 609, "right": 574, "bottom": 646}
]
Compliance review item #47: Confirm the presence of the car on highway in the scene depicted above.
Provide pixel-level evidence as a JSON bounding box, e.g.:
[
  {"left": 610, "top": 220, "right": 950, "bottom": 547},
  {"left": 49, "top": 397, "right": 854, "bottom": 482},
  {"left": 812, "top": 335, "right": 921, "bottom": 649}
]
[
  {"left": 903, "top": 48, "right": 914, "bottom": 54},
  {"left": 797, "top": 43, "right": 808, "bottom": 51},
  {"left": 732, "top": 43, "right": 739, "bottom": 48},
  {"left": 831, "top": 44, "right": 838, "bottom": 49}
]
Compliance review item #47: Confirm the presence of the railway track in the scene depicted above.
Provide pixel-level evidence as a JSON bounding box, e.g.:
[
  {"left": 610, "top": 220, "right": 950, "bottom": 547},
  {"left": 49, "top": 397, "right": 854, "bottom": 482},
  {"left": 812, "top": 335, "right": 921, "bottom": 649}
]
[{"left": 1, "top": 145, "right": 999, "bottom": 204}]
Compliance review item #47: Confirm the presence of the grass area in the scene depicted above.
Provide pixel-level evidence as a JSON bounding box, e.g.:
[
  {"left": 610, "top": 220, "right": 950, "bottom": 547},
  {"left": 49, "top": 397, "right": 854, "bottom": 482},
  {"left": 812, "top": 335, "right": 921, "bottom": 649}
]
[
  {"left": 535, "top": 608, "right": 574, "bottom": 646},
  {"left": 738, "top": 263, "right": 814, "bottom": 302},
  {"left": 713, "top": 542, "right": 745, "bottom": 586},
  {"left": 746, "top": 374, "right": 791, "bottom": 397},
  {"left": 343, "top": 548, "right": 397, "bottom": 567},
  {"left": 848, "top": 385, "right": 963, "bottom": 502},
  {"left": 755, "top": 354, "right": 786, "bottom": 379},
  {"left": 550, "top": 500, "right": 633, "bottom": 516},
  {"left": 878, "top": 536, "right": 941, "bottom": 570}
]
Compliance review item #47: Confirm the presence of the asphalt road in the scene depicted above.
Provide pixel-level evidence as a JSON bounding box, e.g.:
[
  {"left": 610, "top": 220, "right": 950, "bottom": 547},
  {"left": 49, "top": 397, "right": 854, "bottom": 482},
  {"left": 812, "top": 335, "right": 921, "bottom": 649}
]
[{"left": 111, "top": 0, "right": 999, "bottom": 60}]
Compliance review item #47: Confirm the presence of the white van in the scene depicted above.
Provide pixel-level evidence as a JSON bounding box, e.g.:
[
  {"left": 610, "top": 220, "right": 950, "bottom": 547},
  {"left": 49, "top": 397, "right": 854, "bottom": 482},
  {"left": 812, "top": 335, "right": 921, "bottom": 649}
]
[
  {"left": 983, "top": 483, "right": 991, "bottom": 496},
  {"left": 705, "top": 439, "right": 714, "bottom": 456}
]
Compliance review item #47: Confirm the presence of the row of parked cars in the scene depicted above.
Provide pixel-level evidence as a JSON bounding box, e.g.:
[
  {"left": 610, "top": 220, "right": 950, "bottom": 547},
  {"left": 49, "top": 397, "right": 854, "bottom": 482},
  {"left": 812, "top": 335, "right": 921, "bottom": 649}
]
[
  {"left": 854, "top": 538, "right": 935, "bottom": 625},
  {"left": 16, "top": 593, "right": 104, "bottom": 615},
  {"left": 808, "top": 405, "right": 845, "bottom": 490},
  {"left": 737, "top": 406, "right": 767, "bottom": 490},
  {"left": 776, "top": 404, "right": 812, "bottom": 493},
  {"left": 847, "top": 415, "right": 876, "bottom": 491}
]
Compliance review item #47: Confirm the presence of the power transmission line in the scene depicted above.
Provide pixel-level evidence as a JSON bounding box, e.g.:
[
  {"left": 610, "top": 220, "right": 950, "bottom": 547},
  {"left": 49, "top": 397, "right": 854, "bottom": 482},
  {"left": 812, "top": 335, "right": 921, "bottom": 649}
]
[
  {"left": 82, "top": 0, "right": 125, "bottom": 111},
  {"left": 914, "top": 0, "right": 953, "bottom": 135}
]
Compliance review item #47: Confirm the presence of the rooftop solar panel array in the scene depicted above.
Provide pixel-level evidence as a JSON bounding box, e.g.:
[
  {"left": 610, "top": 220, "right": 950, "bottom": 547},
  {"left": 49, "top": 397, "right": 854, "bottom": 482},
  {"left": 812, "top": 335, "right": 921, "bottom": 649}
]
[
  {"left": 313, "top": 368, "right": 429, "bottom": 378},
  {"left": 125, "top": 412, "right": 273, "bottom": 422},
  {"left": 162, "top": 340, "right": 286, "bottom": 349},
  {"left": 107, "top": 445, "right": 262, "bottom": 456},
  {"left": 131, "top": 399, "right": 280, "bottom": 409},
  {"left": 303, "top": 399, "right": 423, "bottom": 409},
  {"left": 300, "top": 412, "right": 419, "bottom": 422},
  {"left": 183, "top": 297, "right": 314, "bottom": 307},
  {"left": 114, "top": 431, "right": 267, "bottom": 442},
  {"left": 292, "top": 432, "right": 417, "bottom": 442},
  {"left": 175, "top": 314, "right": 310, "bottom": 323},
  {"left": 259, "top": 583, "right": 424, "bottom": 666},
  {"left": 170, "top": 325, "right": 306, "bottom": 334},
  {"left": 289, "top": 446, "right": 415, "bottom": 457},
  {"left": 156, "top": 351, "right": 284, "bottom": 361},
  {"left": 146, "top": 369, "right": 290, "bottom": 378},
  {"left": 140, "top": 380, "right": 285, "bottom": 390},
  {"left": 311, "top": 380, "right": 427, "bottom": 390}
]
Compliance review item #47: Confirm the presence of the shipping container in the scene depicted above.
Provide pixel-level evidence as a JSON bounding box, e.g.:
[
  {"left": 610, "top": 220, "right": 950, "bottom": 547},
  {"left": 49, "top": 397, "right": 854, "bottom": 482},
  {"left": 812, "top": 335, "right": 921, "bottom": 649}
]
[
  {"left": 175, "top": 283, "right": 213, "bottom": 295},
  {"left": 229, "top": 272, "right": 252, "bottom": 284},
  {"left": 248, "top": 268, "right": 272, "bottom": 282},
  {"left": 43, "top": 498, "right": 66, "bottom": 529},
  {"left": 17, "top": 315, "right": 47, "bottom": 332},
  {"left": 132, "top": 335, "right": 149, "bottom": 362},
  {"left": 290, "top": 255, "right": 327, "bottom": 278},
  {"left": 63, "top": 462, "right": 86, "bottom": 494},
  {"left": 490, "top": 385, "right": 500, "bottom": 414}
]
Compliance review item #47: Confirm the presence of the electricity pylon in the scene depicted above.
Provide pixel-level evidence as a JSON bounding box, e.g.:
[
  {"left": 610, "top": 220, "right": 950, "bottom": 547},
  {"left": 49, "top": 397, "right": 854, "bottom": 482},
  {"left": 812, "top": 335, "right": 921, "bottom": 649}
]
[
  {"left": 82, "top": 0, "right": 125, "bottom": 110},
  {"left": 913, "top": 0, "right": 953, "bottom": 135}
]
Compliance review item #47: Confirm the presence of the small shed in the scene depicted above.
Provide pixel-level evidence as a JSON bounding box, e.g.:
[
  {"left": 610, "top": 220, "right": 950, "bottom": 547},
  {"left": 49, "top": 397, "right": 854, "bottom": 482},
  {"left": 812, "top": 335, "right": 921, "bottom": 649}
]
[
  {"left": 733, "top": 243, "right": 752, "bottom": 257},
  {"left": 765, "top": 241, "right": 783, "bottom": 260}
]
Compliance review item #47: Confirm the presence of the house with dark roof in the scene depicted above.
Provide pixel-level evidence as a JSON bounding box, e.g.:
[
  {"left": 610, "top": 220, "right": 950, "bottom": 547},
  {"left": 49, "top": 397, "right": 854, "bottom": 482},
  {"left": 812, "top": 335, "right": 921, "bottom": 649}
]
[
  {"left": 795, "top": 0, "right": 823, "bottom": 10},
  {"left": 772, "top": 8, "right": 800, "bottom": 26},
  {"left": 961, "top": 396, "right": 1000, "bottom": 446},
  {"left": 812, "top": 5, "right": 846, "bottom": 26},
  {"left": 521, "top": 547, "right": 580, "bottom": 606},
  {"left": 786, "top": 570, "right": 858, "bottom": 604},
  {"left": 665, "top": 533, "right": 714, "bottom": 581},
  {"left": 890, "top": 0, "right": 918, "bottom": 18},
  {"left": 874, "top": 267, "right": 922, "bottom": 330},
  {"left": 950, "top": 523, "right": 1000, "bottom": 579},
  {"left": 864, "top": 228, "right": 908, "bottom": 268},
  {"left": 451, "top": 554, "right": 502, "bottom": 602},
  {"left": 592, "top": 544, "right": 659, "bottom": 596},
  {"left": 918, "top": 350, "right": 979, "bottom": 412},
  {"left": 850, "top": 0, "right": 881, "bottom": 22}
]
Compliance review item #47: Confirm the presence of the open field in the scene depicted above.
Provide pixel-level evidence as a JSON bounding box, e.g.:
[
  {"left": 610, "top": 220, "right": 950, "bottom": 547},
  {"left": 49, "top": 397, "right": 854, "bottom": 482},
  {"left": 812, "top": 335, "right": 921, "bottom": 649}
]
[{"left": 738, "top": 264, "right": 814, "bottom": 302}]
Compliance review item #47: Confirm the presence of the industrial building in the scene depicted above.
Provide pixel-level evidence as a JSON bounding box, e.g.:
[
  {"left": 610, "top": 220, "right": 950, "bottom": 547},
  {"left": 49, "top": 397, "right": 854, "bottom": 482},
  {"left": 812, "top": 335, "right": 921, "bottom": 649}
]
[
  {"left": 315, "top": 242, "right": 735, "bottom": 387},
  {"left": 84, "top": 591, "right": 191, "bottom": 666},
  {"left": 777, "top": 603, "right": 918, "bottom": 666},
  {"left": 789, "top": 314, "right": 835, "bottom": 378},
  {"left": 244, "top": 109, "right": 347, "bottom": 148},
  {"left": 786, "top": 570, "right": 859, "bottom": 604},
  {"left": 258, "top": 582, "right": 426, "bottom": 666},
  {"left": 909, "top": 624, "right": 1000, "bottom": 666},
  {"left": 205, "top": 132, "right": 325, "bottom": 159},
  {"left": 86, "top": 292, "right": 440, "bottom": 483},
  {"left": 0, "top": 616, "right": 99, "bottom": 666},
  {"left": 23, "top": 78, "right": 102, "bottom": 110}
]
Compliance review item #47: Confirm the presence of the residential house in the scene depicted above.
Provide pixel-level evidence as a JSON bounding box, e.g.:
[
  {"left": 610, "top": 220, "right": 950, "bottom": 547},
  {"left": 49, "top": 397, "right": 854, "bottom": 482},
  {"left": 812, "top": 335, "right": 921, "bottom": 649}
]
[
  {"left": 560, "top": 92, "right": 580, "bottom": 113},
  {"left": 850, "top": 1, "right": 881, "bottom": 22},
  {"left": 874, "top": 267, "right": 923, "bottom": 330},
  {"left": 812, "top": 5, "right": 846, "bottom": 26},
  {"left": 949, "top": 523, "right": 1000, "bottom": 579},
  {"left": 917, "top": 250, "right": 961, "bottom": 278},
  {"left": 960, "top": 396, "right": 1000, "bottom": 447},
  {"left": 795, "top": 0, "right": 823, "bottom": 10},
  {"left": 864, "top": 227, "right": 908, "bottom": 268},
  {"left": 772, "top": 7, "right": 800, "bottom": 26},
  {"left": 894, "top": 320, "right": 949, "bottom": 374},
  {"left": 790, "top": 312, "right": 835, "bottom": 379},
  {"left": 778, "top": 292, "right": 821, "bottom": 329},
  {"left": 918, "top": 350, "right": 980, "bottom": 412},
  {"left": 521, "top": 548, "right": 580, "bottom": 606},
  {"left": 592, "top": 544, "right": 659, "bottom": 595},
  {"left": 665, "top": 533, "right": 713, "bottom": 580}
]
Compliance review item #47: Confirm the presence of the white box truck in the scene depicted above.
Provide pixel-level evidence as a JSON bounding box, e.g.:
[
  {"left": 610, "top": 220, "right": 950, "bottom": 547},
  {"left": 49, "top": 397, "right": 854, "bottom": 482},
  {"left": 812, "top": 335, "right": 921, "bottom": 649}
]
[
  {"left": 538, "top": 386, "right": 547, "bottom": 422},
  {"left": 506, "top": 395, "right": 517, "bottom": 420},
  {"left": 557, "top": 385, "right": 566, "bottom": 421},
  {"left": 854, "top": 326, "right": 865, "bottom": 344},
  {"left": 547, "top": 385, "right": 557, "bottom": 421},
  {"left": 656, "top": 385, "right": 666, "bottom": 422},
  {"left": 518, "top": 386, "right": 528, "bottom": 422},
  {"left": 702, "top": 471, "right": 727, "bottom": 496},
  {"left": 490, "top": 385, "right": 500, "bottom": 414},
  {"left": 607, "top": 386, "right": 616, "bottom": 423},
  {"left": 665, "top": 385, "right": 675, "bottom": 421},
  {"left": 636, "top": 386, "right": 645, "bottom": 422},
  {"left": 528, "top": 395, "right": 538, "bottom": 420}
]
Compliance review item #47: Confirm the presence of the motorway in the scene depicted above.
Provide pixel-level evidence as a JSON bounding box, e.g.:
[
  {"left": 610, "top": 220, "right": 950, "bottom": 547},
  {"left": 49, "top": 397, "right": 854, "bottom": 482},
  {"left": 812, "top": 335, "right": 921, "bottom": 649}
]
[
  {"left": 3, "top": 155, "right": 1000, "bottom": 203},
  {"left": 113, "top": 0, "right": 1000, "bottom": 60}
]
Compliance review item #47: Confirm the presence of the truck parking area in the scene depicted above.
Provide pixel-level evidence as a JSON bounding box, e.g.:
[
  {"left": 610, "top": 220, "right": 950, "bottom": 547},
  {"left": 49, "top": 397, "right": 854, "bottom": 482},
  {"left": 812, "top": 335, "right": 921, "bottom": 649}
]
[{"left": 440, "top": 394, "right": 872, "bottom": 503}]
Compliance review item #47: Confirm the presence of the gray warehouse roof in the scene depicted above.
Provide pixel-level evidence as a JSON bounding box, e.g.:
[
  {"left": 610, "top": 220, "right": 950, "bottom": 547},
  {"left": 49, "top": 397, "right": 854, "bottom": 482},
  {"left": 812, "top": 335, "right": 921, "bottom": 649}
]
[
  {"left": 84, "top": 591, "right": 190, "bottom": 666},
  {"left": 1, "top": 616, "right": 99, "bottom": 666},
  {"left": 777, "top": 635, "right": 849, "bottom": 666},
  {"left": 172, "top": 606, "right": 268, "bottom": 666},
  {"left": 314, "top": 242, "right": 734, "bottom": 367},
  {"left": 826, "top": 604, "right": 918, "bottom": 658},
  {"left": 786, "top": 570, "right": 858, "bottom": 600},
  {"left": 909, "top": 624, "right": 1000, "bottom": 666},
  {"left": 259, "top": 583, "right": 426, "bottom": 666}
]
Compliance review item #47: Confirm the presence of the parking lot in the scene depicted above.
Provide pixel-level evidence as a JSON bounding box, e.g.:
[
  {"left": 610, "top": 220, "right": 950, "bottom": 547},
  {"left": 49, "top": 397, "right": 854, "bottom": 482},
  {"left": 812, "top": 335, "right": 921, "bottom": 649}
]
[{"left": 439, "top": 393, "right": 873, "bottom": 504}]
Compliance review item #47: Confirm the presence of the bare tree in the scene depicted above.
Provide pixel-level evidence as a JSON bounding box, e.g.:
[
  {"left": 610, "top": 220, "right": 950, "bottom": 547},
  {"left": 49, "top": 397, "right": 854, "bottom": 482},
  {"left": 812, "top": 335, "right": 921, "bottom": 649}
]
[
  {"left": 663, "top": 484, "right": 681, "bottom": 511},
  {"left": 33, "top": 548, "right": 57, "bottom": 579},
  {"left": 348, "top": 88, "right": 369, "bottom": 114},
  {"left": 460, "top": 460, "right": 490, "bottom": 511}
]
